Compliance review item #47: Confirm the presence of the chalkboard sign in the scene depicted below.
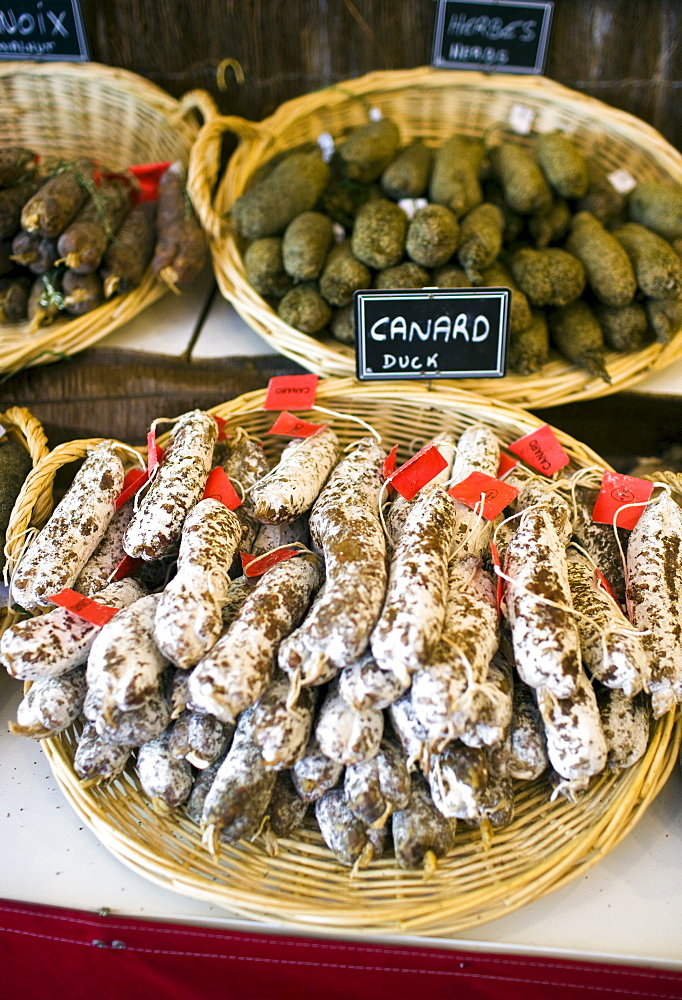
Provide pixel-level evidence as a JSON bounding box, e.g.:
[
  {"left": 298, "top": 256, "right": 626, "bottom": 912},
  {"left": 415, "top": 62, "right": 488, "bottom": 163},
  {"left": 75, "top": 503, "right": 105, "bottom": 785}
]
[
  {"left": 432, "top": 0, "right": 553, "bottom": 74},
  {"left": 0, "top": 1, "right": 89, "bottom": 61},
  {"left": 355, "top": 287, "right": 510, "bottom": 382}
]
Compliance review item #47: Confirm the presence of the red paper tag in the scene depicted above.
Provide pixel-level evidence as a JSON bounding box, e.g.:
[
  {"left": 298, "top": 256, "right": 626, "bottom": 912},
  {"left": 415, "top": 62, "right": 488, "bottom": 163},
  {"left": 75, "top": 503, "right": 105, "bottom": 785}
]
[
  {"left": 591, "top": 471, "right": 654, "bottom": 531},
  {"left": 128, "top": 161, "right": 172, "bottom": 203},
  {"left": 447, "top": 471, "right": 519, "bottom": 522},
  {"left": 508, "top": 425, "right": 570, "bottom": 476},
  {"left": 383, "top": 443, "right": 399, "bottom": 479},
  {"left": 240, "top": 551, "right": 256, "bottom": 570},
  {"left": 213, "top": 415, "right": 229, "bottom": 441},
  {"left": 115, "top": 468, "right": 149, "bottom": 509},
  {"left": 243, "top": 546, "right": 300, "bottom": 578},
  {"left": 387, "top": 444, "right": 448, "bottom": 501},
  {"left": 112, "top": 553, "right": 142, "bottom": 581},
  {"left": 497, "top": 452, "right": 519, "bottom": 478},
  {"left": 49, "top": 589, "right": 120, "bottom": 626},
  {"left": 146, "top": 431, "right": 164, "bottom": 475},
  {"left": 490, "top": 541, "right": 504, "bottom": 617},
  {"left": 268, "top": 411, "right": 326, "bottom": 438},
  {"left": 595, "top": 567, "right": 620, "bottom": 606},
  {"left": 263, "top": 374, "right": 319, "bottom": 411},
  {"left": 203, "top": 466, "right": 242, "bottom": 510}
]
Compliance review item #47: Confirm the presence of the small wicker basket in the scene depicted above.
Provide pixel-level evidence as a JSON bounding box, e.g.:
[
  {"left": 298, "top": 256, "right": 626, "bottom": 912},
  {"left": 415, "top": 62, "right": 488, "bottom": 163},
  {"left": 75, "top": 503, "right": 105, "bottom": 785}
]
[
  {"left": 0, "top": 61, "right": 217, "bottom": 376},
  {"left": 0, "top": 405, "right": 48, "bottom": 635},
  {"left": 5, "top": 379, "right": 681, "bottom": 935},
  {"left": 188, "top": 67, "right": 682, "bottom": 409}
]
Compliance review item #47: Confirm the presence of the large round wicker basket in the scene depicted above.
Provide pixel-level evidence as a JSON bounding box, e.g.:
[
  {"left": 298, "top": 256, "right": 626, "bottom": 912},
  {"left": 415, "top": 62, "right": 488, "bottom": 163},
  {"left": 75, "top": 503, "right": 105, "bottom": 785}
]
[
  {"left": 188, "top": 67, "right": 682, "bottom": 409},
  {"left": 0, "top": 405, "right": 48, "bottom": 636},
  {"left": 0, "top": 61, "right": 216, "bottom": 376},
  {"left": 5, "top": 379, "right": 680, "bottom": 935}
]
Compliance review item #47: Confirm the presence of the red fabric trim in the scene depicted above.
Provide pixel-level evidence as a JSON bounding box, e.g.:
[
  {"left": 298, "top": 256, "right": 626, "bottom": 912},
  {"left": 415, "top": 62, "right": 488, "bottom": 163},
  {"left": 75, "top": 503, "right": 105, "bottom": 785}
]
[{"left": 1, "top": 897, "right": 680, "bottom": 1000}]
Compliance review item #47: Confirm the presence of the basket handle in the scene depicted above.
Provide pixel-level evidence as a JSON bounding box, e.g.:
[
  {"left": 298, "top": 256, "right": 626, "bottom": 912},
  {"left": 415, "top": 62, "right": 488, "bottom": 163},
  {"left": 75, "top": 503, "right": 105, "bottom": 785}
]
[
  {"left": 188, "top": 114, "right": 265, "bottom": 241},
  {"left": 173, "top": 88, "right": 220, "bottom": 129}
]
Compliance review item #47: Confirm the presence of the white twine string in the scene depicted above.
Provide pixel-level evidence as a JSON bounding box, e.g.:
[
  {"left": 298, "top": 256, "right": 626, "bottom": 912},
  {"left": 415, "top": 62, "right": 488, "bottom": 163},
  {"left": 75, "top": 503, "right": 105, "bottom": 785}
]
[
  {"left": 310, "top": 405, "right": 381, "bottom": 442},
  {"left": 5, "top": 524, "right": 38, "bottom": 591},
  {"left": 115, "top": 443, "right": 146, "bottom": 472},
  {"left": 611, "top": 484, "right": 672, "bottom": 591}
]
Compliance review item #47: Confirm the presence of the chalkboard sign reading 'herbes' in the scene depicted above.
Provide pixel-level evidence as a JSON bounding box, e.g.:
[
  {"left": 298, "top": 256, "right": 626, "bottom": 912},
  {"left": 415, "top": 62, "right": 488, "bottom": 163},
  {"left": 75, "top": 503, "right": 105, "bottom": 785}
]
[
  {"left": 432, "top": 0, "right": 553, "bottom": 74},
  {"left": 0, "top": 1, "right": 88, "bottom": 60},
  {"left": 355, "top": 287, "right": 510, "bottom": 382}
]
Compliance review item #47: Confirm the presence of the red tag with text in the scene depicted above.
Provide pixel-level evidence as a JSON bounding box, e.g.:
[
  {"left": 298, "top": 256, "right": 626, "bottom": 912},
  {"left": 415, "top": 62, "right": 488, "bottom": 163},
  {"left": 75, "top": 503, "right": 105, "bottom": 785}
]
[
  {"left": 264, "top": 374, "right": 319, "bottom": 411},
  {"left": 115, "top": 468, "right": 149, "bottom": 509},
  {"left": 591, "top": 471, "right": 654, "bottom": 530},
  {"left": 508, "top": 425, "right": 570, "bottom": 476},
  {"left": 146, "top": 431, "right": 163, "bottom": 474},
  {"left": 243, "top": 546, "right": 300, "bottom": 577},
  {"left": 387, "top": 444, "right": 448, "bottom": 501},
  {"left": 203, "top": 466, "right": 242, "bottom": 510},
  {"left": 112, "top": 553, "right": 142, "bottom": 581},
  {"left": 49, "top": 589, "right": 120, "bottom": 626},
  {"left": 240, "top": 551, "right": 256, "bottom": 570},
  {"left": 595, "top": 567, "right": 620, "bottom": 606},
  {"left": 447, "top": 471, "right": 519, "bottom": 521},
  {"left": 128, "top": 161, "right": 172, "bottom": 203},
  {"left": 383, "top": 443, "right": 399, "bottom": 479},
  {"left": 490, "top": 541, "right": 504, "bottom": 616},
  {"left": 497, "top": 452, "right": 519, "bottom": 478},
  {"left": 268, "top": 411, "right": 326, "bottom": 437},
  {"left": 213, "top": 415, "right": 229, "bottom": 441}
]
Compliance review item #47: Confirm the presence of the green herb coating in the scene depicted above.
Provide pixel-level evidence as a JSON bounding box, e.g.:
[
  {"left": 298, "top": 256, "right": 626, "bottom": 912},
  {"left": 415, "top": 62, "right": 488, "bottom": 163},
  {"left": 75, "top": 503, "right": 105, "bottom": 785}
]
[
  {"left": 374, "top": 261, "right": 430, "bottom": 289},
  {"left": 613, "top": 222, "right": 682, "bottom": 299},
  {"left": 405, "top": 204, "right": 459, "bottom": 268},
  {"left": 628, "top": 181, "right": 682, "bottom": 241},
  {"left": 510, "top": 247, "right": 586, "bottom": 308},
  {"left": 566, "top": 211, "right": 637, "bottom": 307},
  {"left": 244, "top": 237, "right": 293, "bottom": 298},
  {"left": 645, "top": 296, "right": 682, "bottom": 344},
  {"left": 456, "top": 202, "right": 503, "bottom": 283},
  {"left": 549, "top": 299, "right": 611, "bottom": 382},
  {"left": 490, "top": 144, "right": 552, "bottom": 216},
  {"left": 381, "top": 141, "right": 432, "bottom": 200},
  {"left": 351, "top": 198, "right": 407, "bottom": 269},
  {"left": 337, "top": 118, "right": 401, "bottom": 183},
  {"left": 282, "top": 211, "right": 334, "bottom": 281},
  {"left": 596, "top": 301, "right": 650, "bottom": 351},
  {"left": 536, "top": 131, "right": 589, "bottom": 199},
  {"left": 508, "top": 307, "right": 549, "bottom": 375},
  {"left": 480, "top": 260, "right": 532, "bottom": 335},
  {"left": 0, "top": 436, "right": 33, "bottom": 573},
  {"left": 319, "top": 240, "right": 371, "bottom": 306},
  {"left": 232, "top": 150, "right": 330, "bottom": 239},
  {"left": 278, "top": 283, "right": 332, "bottom": 333},
  {"left": 429, "top": 135, "right": 485, "bottom": 217},
  {"left": 528, "top": 198, "right": 571, "bottom": 248}
]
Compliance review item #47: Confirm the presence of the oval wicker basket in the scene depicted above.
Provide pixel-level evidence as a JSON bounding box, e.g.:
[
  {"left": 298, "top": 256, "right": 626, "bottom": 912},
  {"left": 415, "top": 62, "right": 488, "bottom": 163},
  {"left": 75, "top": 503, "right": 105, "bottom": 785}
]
[
  {"left": 5, "top": 379, "right": 681, "bottom": 935},
  {"left": 0, "top": 60, "right": 217, "bottom": 376},
  {"left": 0, "top": 405, "right": 48, "bottom": 636},
  {"left": 188, "top": 66, "right": 682, "bottom": 409}
]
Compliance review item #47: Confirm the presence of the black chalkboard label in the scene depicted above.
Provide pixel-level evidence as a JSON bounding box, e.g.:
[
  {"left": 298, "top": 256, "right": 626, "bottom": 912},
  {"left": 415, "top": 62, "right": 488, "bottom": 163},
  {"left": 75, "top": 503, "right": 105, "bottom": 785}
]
[
  {"left": 0, "top": 1, "right": 89, "bottom": 61},
  {"left": 432, "top": 0, "right": 553, "bottom": 74},
  {"left": 355, "top": 287, "right": 510, "bottom": 382}
]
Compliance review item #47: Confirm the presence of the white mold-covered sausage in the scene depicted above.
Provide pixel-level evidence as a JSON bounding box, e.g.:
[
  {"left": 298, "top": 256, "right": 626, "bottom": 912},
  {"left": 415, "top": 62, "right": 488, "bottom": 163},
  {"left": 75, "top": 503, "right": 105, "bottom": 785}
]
[
  {"left": 188, "top": 554, "right": 321, "bottom": 723},
  {"left": 73, "top": 722, "right": 133, "bottom": 784},
  {"left": 568, "top": 550, "right": 650, "bottom": 697},
  {"left": 597, "top": 688, "right": 650, "bottom": 771},
  {"left": 251, "top": 516, "right": 310, "bottom": 558},
  {"left": 504, "top": 507, "right": 582, "bottom": 699},
  {"left": 428, "top": 742, "right": 489, "bottom": 821},
  {"left": 392, "top": 774, "right": 457, "bottom": 870},
  {"left": 449, "top": 423, "right": 501, "bottom": 559},
  {"left": 338, "top": 651, "right": 409, "bottom": 712},
  {"left": 11, "top": 441, "right": 125, "bottom": 610},
  {"left": 371, "top": 486, "right": 457, "bottom": 683},
  {"left": 315, "top": 684, "right": 383, "bottom": 765},
  {"left": 87, "top": 593, "right": 170, "bottom": 713},
  {"left": 74, "top": 499, "right": 136, "bottom": 597},
  {"left": 123, "top": 409, "right": 218, "bottom": 560},
  {"left": 136, "top": 725, "right": 194, "bottom": 811},
  {"left": 250, "top": 426, "right": 340, "bottom": 524},
  {"left": 626, "top": 493, "right": 682, "bottom": 717},
  {"left": 513, "top": 478, "right": 573, "bottom": 545},
  {"left": 314, "top": 788, "right": 386, "bottom": 869},
  {"left": 154, "top": 498, "right": 243, "bottom": 669},
  {"left": 291, "top": 734, "right": 344, "bottom": 803},
  {"left": 536, "top": 668, "right": 607, "bottom": 797},
  {"left": 0, "top": 578, "right": 144, "bottom": 681},
  {"left": 508, "top": 679, "right": 549, "bottom": 781},
  {"left": 344, "top": 738, "right": 410, "bottom": 827},
  {"left": 252, "top": 673, "right": 316, "bottom": 769},
  {"left": 10, "top": 666, "right": 87, "bottom": 739},
  {"left": 386, "top": 432, "right": 456, "bottom": 543},
  {"left": 278, "top": 437, "right": 387, "bottom": 683}
]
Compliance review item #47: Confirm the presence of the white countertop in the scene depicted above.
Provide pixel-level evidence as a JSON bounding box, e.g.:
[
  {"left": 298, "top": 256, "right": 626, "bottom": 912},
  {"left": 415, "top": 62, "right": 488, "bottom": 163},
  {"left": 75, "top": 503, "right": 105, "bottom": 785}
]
[{"left": 2, "top": 280, "right": 682, "bottom": 969}]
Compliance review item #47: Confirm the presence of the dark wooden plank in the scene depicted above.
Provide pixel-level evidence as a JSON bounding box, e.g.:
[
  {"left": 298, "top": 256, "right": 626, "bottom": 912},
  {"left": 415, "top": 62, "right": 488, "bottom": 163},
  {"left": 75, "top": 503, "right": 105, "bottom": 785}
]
[{"left": 75, "top": 0, "right": 682, "bottom": 148}]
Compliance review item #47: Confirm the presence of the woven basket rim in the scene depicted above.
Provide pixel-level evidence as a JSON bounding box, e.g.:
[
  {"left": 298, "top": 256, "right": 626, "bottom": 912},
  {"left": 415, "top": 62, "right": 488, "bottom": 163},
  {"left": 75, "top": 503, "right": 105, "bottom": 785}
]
[
  {"left": 188, "top": 66, "right": 682, "bottom": 409},
  {"left": 0, "top": 62, "right": 217, "bottom": 376},
  {"left": 7, "top": 379, "right": 681, "bottom": 935}
]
